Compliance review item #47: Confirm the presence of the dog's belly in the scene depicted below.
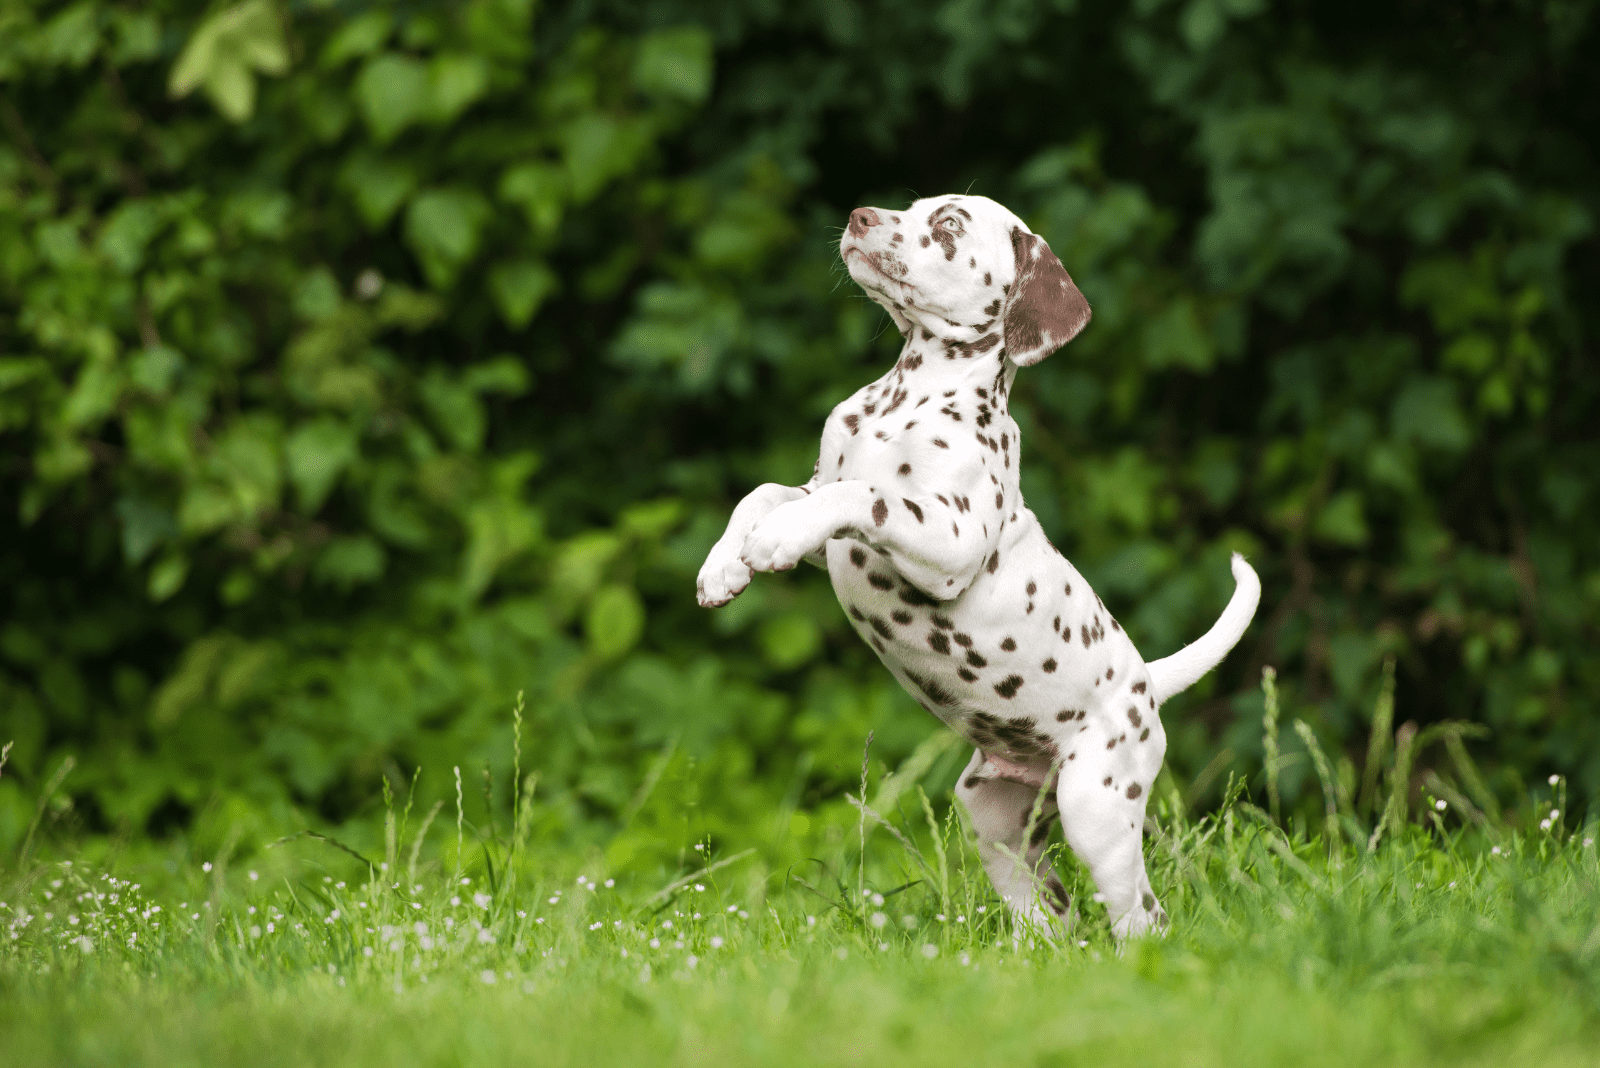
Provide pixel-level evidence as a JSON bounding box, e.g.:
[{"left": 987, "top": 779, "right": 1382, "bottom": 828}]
[{"left": 823, "top": 514, "right": 1154, "bottom": 766}]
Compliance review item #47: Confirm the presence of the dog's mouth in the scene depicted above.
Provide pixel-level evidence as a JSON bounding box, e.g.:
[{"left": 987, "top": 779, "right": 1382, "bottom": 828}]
[{"left": 843, "top": 245, "right": 910, "bottom": 286}]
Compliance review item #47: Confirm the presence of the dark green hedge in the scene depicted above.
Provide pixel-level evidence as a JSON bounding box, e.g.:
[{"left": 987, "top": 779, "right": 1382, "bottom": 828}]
[{"left": 1, "top": 0, "right": 1595, "bottom": 858}]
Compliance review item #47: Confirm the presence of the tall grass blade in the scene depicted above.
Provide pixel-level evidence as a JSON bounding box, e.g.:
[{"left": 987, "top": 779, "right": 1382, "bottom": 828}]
[{"left": 1359, "top": 654, "right": 1396, "bottom": 818}]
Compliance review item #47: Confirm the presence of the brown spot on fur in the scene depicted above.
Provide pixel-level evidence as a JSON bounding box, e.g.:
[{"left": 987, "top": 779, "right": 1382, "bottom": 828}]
[
  {"left": 953, "top": 633, "right": 972, "bottom": 647},
  {"left": 958, "top": 667, "right": 977, "bottom": 682},
  {"left": 1042, "top": 658, "right": 1057, "bottom": 673},
  {"left": 868, "top": 573, "right": 893, "bottom": 590},
  {"left": 1127, "top": 783, "right": 1143, "bottom": 800},
  {"left": 891, "top": 610, "right": 913, "bottom": 625},
  {"left": 898, "top": 463, "right": 911, "bottom": 476},
  {"left": 869, "top": 616, "right": 893, "bottom": 639},
  {"left": 1000, "top": 637, "right": 1016, "bottom": 652},
  {"left": 872, "top": 499, "right": 888, "bottom": 526},
  {"left": 994, "top": 675, "right": 1023, "bottom": 698},
  {"left": 849, "top": 547, "right": 866, "bottom": 567},
  {"left": 1140, "top": 728, "right": 1150, "bottom": 741},
  {"left": 904, "top": 499, "right": 924, "bottom": 522},
  {"left": 928, "top": 631, "right": 951, "bottom": 654},
  {"left": 966, "top": 650, "right": 987, "bottom": 668},
  {"left": 1132, "top": 681, "right": 1146, "bottom": 694}
]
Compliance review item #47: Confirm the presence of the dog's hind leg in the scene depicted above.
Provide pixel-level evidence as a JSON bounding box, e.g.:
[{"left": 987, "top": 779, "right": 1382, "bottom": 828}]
[
  {"left": 954, "top": 749, "right": 1071, "bottom": 936},
  {"left": 1054, "top": 747, "right": 1167, "bottom": 940}
]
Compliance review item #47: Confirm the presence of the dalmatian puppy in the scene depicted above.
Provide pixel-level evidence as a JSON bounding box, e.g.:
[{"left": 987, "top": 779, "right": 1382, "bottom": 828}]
[{"left": 696, "top": 195, "right": 1260, "bottom": 938}]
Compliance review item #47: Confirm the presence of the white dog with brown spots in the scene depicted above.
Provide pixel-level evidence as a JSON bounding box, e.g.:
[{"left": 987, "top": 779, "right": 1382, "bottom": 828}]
[{"left": 697, "top": 194, "right": 1260, "bottom": 939}]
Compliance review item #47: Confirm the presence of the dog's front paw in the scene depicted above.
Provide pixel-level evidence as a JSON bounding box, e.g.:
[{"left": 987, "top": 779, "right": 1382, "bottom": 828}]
[
  {"left": 739, "top": 504, "right": 824, "bottom": 574},
  {"left": 696, "top": 548, "right": 753, "bottom": 607}
]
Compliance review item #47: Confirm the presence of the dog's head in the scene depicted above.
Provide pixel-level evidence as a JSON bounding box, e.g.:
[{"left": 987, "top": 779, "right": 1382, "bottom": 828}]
[{"left": 839, "top": 194, "right": 1090, "bottom": 366}]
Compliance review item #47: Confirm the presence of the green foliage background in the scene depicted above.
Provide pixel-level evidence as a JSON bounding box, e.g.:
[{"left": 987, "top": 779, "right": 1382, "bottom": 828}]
[{"left": 1, "top": 0, "right": 1596, "bottom": 862}]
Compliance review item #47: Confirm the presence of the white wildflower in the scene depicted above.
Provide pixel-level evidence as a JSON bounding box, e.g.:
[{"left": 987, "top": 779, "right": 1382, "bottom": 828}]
[{"left": 870, "top": 912, "right": 887, "bottom": 929}]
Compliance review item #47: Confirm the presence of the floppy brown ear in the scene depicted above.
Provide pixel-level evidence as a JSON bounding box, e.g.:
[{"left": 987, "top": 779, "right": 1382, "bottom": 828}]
[{"left": 1003, "top": 227, "right": 1091, "bottom": 366}]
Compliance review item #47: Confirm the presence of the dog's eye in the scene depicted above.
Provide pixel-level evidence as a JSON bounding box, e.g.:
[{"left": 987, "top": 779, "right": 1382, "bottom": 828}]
[{"left": 940, "top": 217, "right": 964, "bottom": 234}]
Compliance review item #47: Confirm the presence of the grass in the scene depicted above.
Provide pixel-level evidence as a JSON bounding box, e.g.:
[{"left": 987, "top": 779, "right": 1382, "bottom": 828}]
[{"left": 2, "top": 682, "right": 1599, "bottom": 1067}]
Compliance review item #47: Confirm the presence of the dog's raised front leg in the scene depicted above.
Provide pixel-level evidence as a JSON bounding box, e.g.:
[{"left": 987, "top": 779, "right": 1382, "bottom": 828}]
[
  {"left": 697, "top": 482, "right": 809, "bottom": 607},
  {"left": 739, "top": 476, "right": 992, "bottom": 598}
]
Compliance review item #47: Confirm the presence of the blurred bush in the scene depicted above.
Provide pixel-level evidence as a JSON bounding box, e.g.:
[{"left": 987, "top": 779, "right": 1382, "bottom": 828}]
[{"left": 0, "top": 0, "right": 1595, "bottom": 858}]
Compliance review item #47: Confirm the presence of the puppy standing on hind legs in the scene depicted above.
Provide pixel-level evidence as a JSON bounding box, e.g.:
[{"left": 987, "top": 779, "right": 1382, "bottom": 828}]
[{"left": 697, "top": 194, "right": 1261, "bottom": 940}]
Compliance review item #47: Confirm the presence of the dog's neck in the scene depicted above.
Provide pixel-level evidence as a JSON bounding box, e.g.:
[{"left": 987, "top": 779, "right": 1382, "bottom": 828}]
[{"left": 878, "top": 333, "right": 1016, "bottom": 409}]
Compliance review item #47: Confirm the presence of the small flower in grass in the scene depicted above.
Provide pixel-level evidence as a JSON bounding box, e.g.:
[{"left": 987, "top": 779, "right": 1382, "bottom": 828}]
[
  {"left": 604, "top": 879, "right": 615, "bottom": 888},
  {"left": 548, "top": 896, "right": 559, "bottom": 905},
  {"left": 1078, "top": 940, "right": 1088, "bottom": 948},
  {"left": 1550, "top": 809, "right": 1560, "bottom": 820},
  {"left": 1584, "top": 838, "right": 1594, "bottom": 848},
  {"left": 936, "top": 914, "right": 946, "bottom": 922},
  {"left": 727, "top": 905, "right": 738, "bottom": 914},
  {"left": 411, "top": 902, "right": 422, "bottom": 910},
  {"left": 1540, "top": 819, "right": 1553, "bottom": 831},
  {"left": 589, "top": 922, "right": 602, "bottom": 931},
  {"left": 1491, "top": 846, "right": 1502, "bottom": 855},
  {"left": 738, "top": 910, "right": 749, "bottom": 920},
  {"left": 461, "top": 878, "right": 471, "bottom": 886},
  {"left": 535, "top": 918, "right": 545, "bottom": 925},
  {"left": 517, "top": 910, "right": 526, "bottom": 918},
  {"left": 870, "top": 912, "right": 887, "bottom": 929},
  {"left": 266, "top": 923, "right": 275, "bottom": 933},
  {"left": 363, "top": 946, "right": 373, "bottom": 957},
  {"left": 956, "top": 915, "right": 966, "bottom": 923},
  {"left": 202, "top": 862, "right": 212, "bottom": 873},
  {"left": 649, "top": 938, "right": 661, "bottom": 948},
  {"left": 1549, "top": 774, "right": 1560, "bottom": 785},
  {"left": 330, "top": 909, "right": 340, "bottom": 920},
  {"left": 694, "top": 884, "right": 705, "bottom": 892},
  {"left": 474, "top": 893, "right": 491, "bottom": 909},
  {"left": 662, "top": 920, "right": 672, "bottom": 930},
  {"left": 806, "top": 916, "right": 816, "bottom": 927},
  {"left": 248, "top": 871, "right": 258, "bottom": 882},
  {"left": 480, "top": 969, "right": 497, "bottom": 984},
  {"left": 451, "top": 896, "right": 461, "bottom": 906},
  {"left": 250, "top": 926, "right": 261, "bottom": 938},
  {"left": 977, "top": 906, "right": 986, "bottom": 913},
  {"left": 960, "top": 952, "right": 971, "bottom": 966},
  {"left": 710, "top": 936, "right": 724, "bottom": 949},
  {"left": 870, "top": 893, "right": 884, "bottom": 907},
  {"left": 1434, "top": 799, "right": 1447, "bottom": 811},
  {"left": 921, "top": 944, "right": 938, "bottom": 959}
]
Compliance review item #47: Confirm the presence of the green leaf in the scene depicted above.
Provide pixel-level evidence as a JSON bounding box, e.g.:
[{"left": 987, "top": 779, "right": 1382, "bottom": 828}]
[
  {"left": 1312, "top": 490, "right": 1370, "bottom": 547},
  {"left": 1391, "top": 378, "right": 1472, "bottom": 453},
  {"left": 147, "top": 553, "right": 190, "bottom": 603},
  {"left": 355, "top": 52, "right": 430, "bottom": 143},
  {"left": 488, "top": 259, "right": 559, "bottom": 328},
  {"left": 498, "top": 162, "right": 566, "bottom": 236},
  {"left": 759, "top": 611, "right": 821, "bottom": 670},
  {"left": 320, "top": 10, "right": 393, "bottom": 67},
  {"left": 428, "top": 53, "right": 491, "bottom": 124},
  {"left": 168, "top": 0, "right": 290, "bottom": 123},
  {"left": 404, "top": 188, "right": 491, "bottom": 287},
  {"left": 586, "top": 584, "right": 645, "bottom": 661},
  {"left": 115, "top": 494, "right": 178, "bottom": 565},
  {"left": 313, "top": 536, "right": 387, "bottom": 589},
  {"left": 286, "top": 418, "right": 358, "bottom": 513},
  {"left": 632, "top": 27, "right": 714, "bottom": 103}
]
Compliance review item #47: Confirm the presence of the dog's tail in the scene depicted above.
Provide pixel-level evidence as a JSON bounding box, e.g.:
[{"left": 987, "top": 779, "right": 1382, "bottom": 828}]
[{"left": 1146, "top": 553, "right": 1261, "bottom": 704}]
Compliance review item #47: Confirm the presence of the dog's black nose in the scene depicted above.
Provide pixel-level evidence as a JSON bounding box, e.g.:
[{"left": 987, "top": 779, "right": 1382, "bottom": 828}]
[{"left": 848, "top": 207, "right": 881, "bottom": 237}]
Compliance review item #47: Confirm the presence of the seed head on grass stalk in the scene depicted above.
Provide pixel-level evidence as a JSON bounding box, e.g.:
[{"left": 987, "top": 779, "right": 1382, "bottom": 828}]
[
  {"left": 454, "top": 766, "right": 464, "bottom": 881},
  {"left": 1261, "top": 667, "right": 1281, "bottom": 825}
]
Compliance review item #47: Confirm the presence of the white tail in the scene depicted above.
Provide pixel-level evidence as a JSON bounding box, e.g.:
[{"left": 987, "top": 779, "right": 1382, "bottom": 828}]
[{"left": 1146, "top": 553, "right": 1261, "bottom": 704}]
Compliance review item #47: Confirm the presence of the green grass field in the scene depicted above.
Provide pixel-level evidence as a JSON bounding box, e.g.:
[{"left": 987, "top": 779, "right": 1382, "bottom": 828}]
[{"left": 3, "top": 754, "right": 1597, "bottom": 1068}]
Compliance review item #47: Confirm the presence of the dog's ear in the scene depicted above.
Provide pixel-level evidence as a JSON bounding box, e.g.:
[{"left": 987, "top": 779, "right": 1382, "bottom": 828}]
[{"left": 1003, "top": 227, "right": 1090, "bottom": 366}]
